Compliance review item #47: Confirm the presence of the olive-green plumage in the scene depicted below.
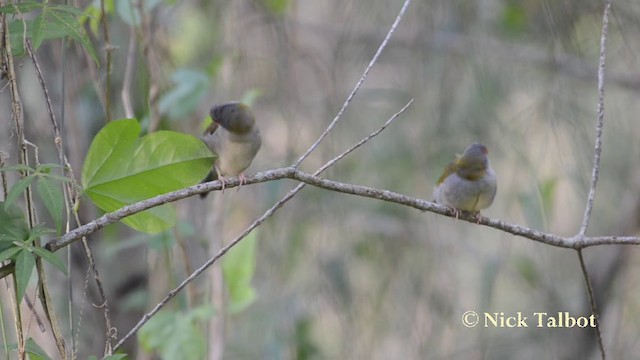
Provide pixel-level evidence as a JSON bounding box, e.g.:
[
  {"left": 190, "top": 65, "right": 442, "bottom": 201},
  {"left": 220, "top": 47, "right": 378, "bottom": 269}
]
[{"left": 433, "top": 143, "right": 497, "bottom": 212}]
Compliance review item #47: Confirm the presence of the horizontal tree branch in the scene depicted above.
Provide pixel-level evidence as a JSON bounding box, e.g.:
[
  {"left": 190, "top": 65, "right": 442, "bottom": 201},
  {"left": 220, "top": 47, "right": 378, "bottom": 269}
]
[{"left": 33, "top": 167, "right": 640, "bottom": 258}]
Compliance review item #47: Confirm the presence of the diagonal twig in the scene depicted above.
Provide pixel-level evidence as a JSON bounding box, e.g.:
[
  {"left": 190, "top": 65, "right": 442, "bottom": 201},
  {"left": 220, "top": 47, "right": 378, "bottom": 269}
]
[{"left": 294, "top": 0, "right": 413, "bottom": 167}]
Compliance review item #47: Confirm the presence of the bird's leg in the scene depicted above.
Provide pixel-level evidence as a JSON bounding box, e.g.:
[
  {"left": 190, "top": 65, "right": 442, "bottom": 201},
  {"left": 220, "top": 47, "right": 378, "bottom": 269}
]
[
  {"left": 453, "top": 208, "right": 460, "bottom": 219},
  {"left": 236, "top": 172, "right": 247, "bottom": 192},
  {"left": 219, "top": 175, "right": 226, "bottom": 193},
  {"left": 213, "top": 165, "right": 226, "bottom": 193},
  {"left": 474, "top": 212, "right": 482, "bottom": 224}
]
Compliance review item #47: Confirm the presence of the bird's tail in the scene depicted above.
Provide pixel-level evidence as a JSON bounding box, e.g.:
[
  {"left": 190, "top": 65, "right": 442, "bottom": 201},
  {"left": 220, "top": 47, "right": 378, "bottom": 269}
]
[{"left": 199, "top": 170, "right": 218, "bottom": 198}]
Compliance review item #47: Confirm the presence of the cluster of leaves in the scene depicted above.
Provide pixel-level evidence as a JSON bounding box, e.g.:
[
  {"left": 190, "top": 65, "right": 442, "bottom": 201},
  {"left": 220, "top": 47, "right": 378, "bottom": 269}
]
[
  {"left": 1, "top": 0, "right": 260, "bottom": 351},
  {"left": 0, "top": 119, "right": 217, "bottom": 358},
  {"left": 0, "top": 164, "right": 69, "bottom": 302},
  {"left": 0, "top": 0, "right": 97, "bottom": 63},
  {"left": 0, "top": 166, "right": 72, "bottom": 360}
]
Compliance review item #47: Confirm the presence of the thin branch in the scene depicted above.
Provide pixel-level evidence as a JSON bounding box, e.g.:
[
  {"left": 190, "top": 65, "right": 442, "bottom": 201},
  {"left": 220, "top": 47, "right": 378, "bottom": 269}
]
[
  {"left": 3, "top": 4, "right": 29, "bottom": 356},
  {"left": 293, "top": 0, "right": 413, "bottom": 167},
  {"left": 121, "top": 27, "right": 136, "bottom": 119},
  {"left": 317, "top": 99, "right": 414, "bottom": 173},
  {"left": 25, "top": 41, "right": 61, "bottom": 149},
  {"left": 577, "top": 249, "right": 606, "bottom": 360},
  {"left": 575, "top": 3, "right": 612, "bottom": 359},
  {"left": 36, "top": 167, "right": 640, "bottom": 259},
  {"left": 100, "top": 0, "right": 113, "bottom": 121},
  {"left": 578, "top": 0, "right": 611, "bottom": 237}
]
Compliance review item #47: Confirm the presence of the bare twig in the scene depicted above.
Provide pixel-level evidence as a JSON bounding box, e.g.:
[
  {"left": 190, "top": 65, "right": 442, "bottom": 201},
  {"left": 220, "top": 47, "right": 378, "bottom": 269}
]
[
  {"left": 25, "top": 41, "right": 61, "bottom": 148},
  {"left": 3, "top": 4, "right": 30, "bottom": 355},
  {"left": 577, "top": 250, "right": 606, "bottom": 360},
  {"left": 100, "top": 0, "right": 113, "bottom": 121},
  {"left": 32, "top": 167, "right": 640, "bottom": 259},
  {"left": 317, "top": 99, "right": 414, "bottom": 173},
  {"left": 578, "top": 0, "right": 611, "bottom": 237},
  {"left": 575, "top": 2, "right": 612, "bottom": 359},
  {"left": 121, "top": 26, "right": 136, "bottom": 118},
  {"left": 293, "top": 0, "right": 413, "bottom": 167}
]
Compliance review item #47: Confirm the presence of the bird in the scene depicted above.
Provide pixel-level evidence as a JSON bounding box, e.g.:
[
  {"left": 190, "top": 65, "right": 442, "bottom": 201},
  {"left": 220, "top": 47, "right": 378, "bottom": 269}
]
[
  {"left": 200, "top": 102, "right": 262, "bottom": 197},
  {"left": 433, "top": 143, "right": 497, "bottom": 220}
]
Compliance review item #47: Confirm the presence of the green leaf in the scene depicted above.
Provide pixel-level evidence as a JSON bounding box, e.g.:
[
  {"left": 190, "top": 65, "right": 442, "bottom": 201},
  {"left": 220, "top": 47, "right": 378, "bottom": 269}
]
[
  {"left": 36, "top": 176, "right": 65, "bottom": 235},
  {"left": 240, "top": 89, "right": 261, "bottom": 107},
  {"left": 101, "top": 355, "right": 128, "bottom": 360},
  {"left": 518, "top": 177, "right": 557, "bottom": 231},
  {"left": 50, "top": 4, "right": 85, "bottom": 16},
  {"left": 83, "top": 5, "right": 100, "bottom": 35},
  {"left": 0, "top": 1, "right": 43, "bottom": 14},
  {"left": 7, "top": 18, "right": 68, "bottom": 57},
  {"left": 539, "top": 178, "right": 557, "bottom": 216},
  {"left": 14, "top": 249, "right": 36, "bottom": 302},
  {"left": 25, "top": 338, "right": 52, "bottom": 360},
  {"left": 31, "top": 247, "right": 67, "bottom": 275},
  {"left": 80, "top": 0, "right": 115, "bottom": 36},
  {"left": 115, "top": 0, "right": 140, "bottom": 26},
  {"left": 24, "top": 225, "right": 55, "bottom": 245},
  {"left": 222, "top": 231, "right": 257, "bottom": 314},
  {"left": 139, "top": 307, "right": 212, "bottom": 360},
  {"left": 31, "top": 12, "right": 46, "bottom": 50},
  {"left": 264, "top": 0, "right": 289, "bottom": 14},
  {"left": 515, "top": 256, "right": 539, "bottom": 287},
  {"left": 0, "top": 164, "right": 34, "bottom": 172},
  {"left": 5, "top": 175, "right": 36, "bottom": 209},
  {"left": 500, "top": 3, "right": 527, "bottom": 36},
  {"left": 46, "top": 7, "right": 99, "bottom": 64},
  {"left": 0, "top": 246, "right": 22, "bottom": 263},
  {"left": 36, "top": 163, "right": 64, "bottom": 172},
  {"left": 0, "top": 202, "right": 29, "bottom": 253},
  {"left": 115, "top": 0, "right": 161, "bottom": 26},
  {"left": 158, "top": 69, "right": 210, "bottom": 120},
  {"left": 82, "top": 119, "right": 214, "bottom": 233}
]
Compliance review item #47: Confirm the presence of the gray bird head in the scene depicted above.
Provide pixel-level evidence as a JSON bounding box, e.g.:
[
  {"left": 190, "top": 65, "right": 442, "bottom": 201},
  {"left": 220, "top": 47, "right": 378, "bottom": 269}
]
[{"left": 210, "top": 102, "right": 256, "bottom": 134}]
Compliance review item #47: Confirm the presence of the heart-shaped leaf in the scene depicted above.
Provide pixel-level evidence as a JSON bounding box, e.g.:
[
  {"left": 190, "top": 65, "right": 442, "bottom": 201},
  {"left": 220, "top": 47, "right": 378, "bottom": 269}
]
[{"left": 82, "top": 119, "right": 213, "bottom": 233}]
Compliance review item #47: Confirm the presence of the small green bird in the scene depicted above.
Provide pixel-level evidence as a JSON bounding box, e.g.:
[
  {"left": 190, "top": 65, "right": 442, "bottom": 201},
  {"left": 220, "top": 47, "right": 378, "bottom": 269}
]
[
  {"left": 433, "top": 143, "right": 497, "bottom": 218},
  {"left": 200, "top": 102, "right": 262, "bottom": 197}
]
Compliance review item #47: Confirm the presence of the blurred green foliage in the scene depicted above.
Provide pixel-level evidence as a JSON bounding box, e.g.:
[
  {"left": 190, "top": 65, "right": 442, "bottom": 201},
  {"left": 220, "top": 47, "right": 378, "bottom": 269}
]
[{"left": 3, "top": 0, "right": 640, "bottom": 358}]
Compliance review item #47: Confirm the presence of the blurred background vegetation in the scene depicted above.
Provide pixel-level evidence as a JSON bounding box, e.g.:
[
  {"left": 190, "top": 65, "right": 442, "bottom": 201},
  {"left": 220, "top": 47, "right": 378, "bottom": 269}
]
[{"left": 2, "top": 0, "right": 640, "bottom": 359}]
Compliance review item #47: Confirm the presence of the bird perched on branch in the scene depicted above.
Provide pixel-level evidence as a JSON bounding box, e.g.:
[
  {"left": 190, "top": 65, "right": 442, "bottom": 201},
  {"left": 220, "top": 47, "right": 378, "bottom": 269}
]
[
  {"left": 433, "top": 143, "right": 497, "bottom": 219},
  {"left": 200, "top": 102, "right": 262, "bottom": 197}
]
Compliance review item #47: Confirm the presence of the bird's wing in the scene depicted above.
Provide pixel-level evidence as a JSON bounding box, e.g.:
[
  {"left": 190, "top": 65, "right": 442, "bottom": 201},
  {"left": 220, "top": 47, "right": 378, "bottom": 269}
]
[{"left": 436, "top": 159, "right": 458, "bottom": 185}]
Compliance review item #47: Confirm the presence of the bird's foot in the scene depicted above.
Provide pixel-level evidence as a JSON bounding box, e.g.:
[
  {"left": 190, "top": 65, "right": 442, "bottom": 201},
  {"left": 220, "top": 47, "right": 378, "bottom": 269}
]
[
  {"left": 237, "top": 173, "right": 246, "bottom": 192},
  {"left": 473, "top": 212, "right": 482, "bottom": 224},
  {"left": 219, "top": 175, "right": 227, "bottom": 193}
]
